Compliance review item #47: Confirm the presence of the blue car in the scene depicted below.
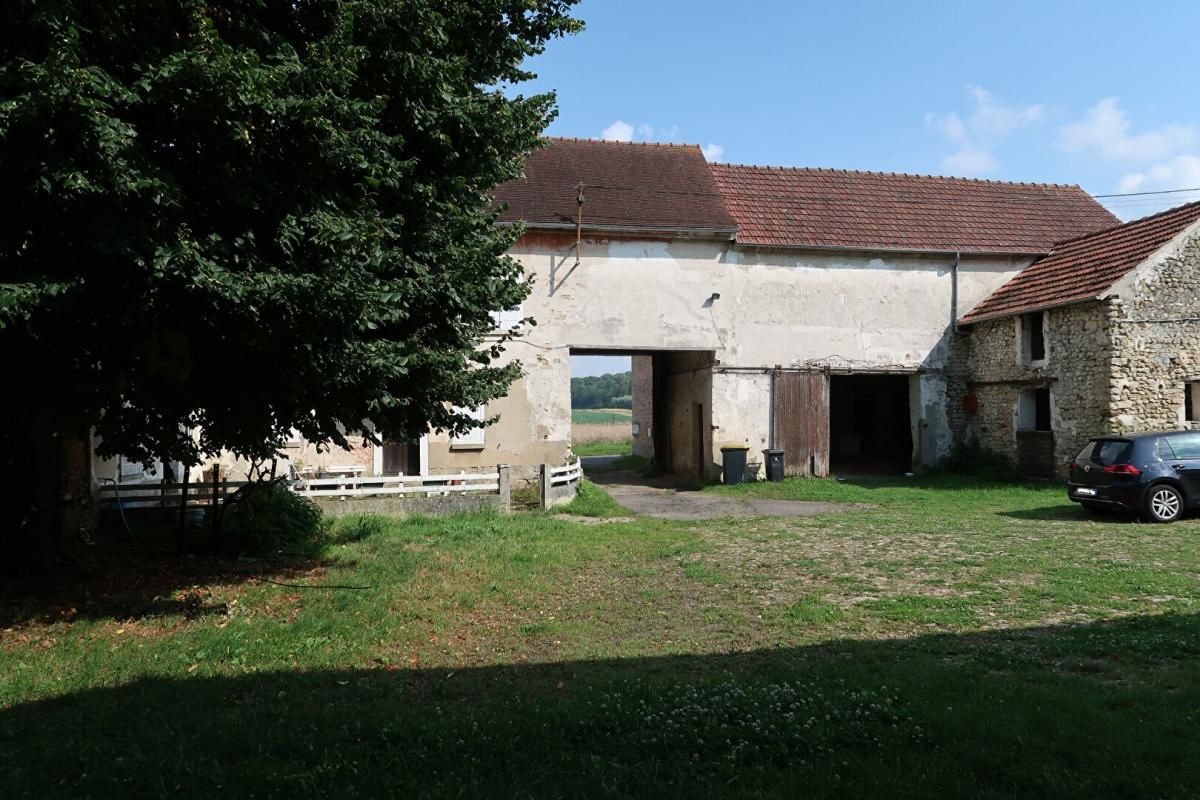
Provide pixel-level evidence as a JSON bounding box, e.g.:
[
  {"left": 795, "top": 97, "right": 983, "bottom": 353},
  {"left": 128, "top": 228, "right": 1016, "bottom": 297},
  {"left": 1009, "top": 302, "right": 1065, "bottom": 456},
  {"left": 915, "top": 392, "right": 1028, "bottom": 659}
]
[{"left": 1067, "top": 431, "right": 1200, "bottom": 522}]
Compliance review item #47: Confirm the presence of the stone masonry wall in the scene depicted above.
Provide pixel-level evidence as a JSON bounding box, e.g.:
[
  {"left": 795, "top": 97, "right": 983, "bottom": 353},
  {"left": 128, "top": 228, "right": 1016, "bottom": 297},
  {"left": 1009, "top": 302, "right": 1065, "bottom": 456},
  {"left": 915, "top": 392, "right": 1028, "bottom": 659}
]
[
  {"left": 1107, "top": 228, "right": 1200, "bottom": 432},
  {"left": 957, "top": 301, "right": 1113, "bottom": 474}
]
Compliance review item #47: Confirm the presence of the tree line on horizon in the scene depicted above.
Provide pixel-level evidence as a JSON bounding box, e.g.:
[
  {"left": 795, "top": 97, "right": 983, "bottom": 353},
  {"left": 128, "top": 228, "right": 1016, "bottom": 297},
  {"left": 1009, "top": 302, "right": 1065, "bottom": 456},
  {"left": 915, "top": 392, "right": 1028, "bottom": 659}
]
[{"left": 571, "top": 372, "right": 632, "bottom": 409}]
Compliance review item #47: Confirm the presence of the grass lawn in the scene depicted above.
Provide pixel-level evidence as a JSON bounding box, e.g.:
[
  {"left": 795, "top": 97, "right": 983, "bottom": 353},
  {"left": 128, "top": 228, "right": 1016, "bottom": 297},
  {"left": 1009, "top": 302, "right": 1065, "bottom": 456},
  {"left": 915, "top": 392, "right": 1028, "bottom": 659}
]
[
  {"left": 571, "top": 408, "right": 632, "bottom": 425},
  {"left": 3, "top": 475, "right": 1200, "bottom": 798},
  {"left": 572, "top": 438, "right": 634, "bottom": 457}
]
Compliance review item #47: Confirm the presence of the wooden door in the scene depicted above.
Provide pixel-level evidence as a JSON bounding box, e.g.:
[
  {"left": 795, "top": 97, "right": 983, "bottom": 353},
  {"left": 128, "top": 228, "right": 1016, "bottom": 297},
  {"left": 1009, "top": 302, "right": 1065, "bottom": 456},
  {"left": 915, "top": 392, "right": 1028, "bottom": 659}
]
[
  {"left": 382, "top": 441, "right": 421, "bottom": 475},
  {"left": 772, "top": 371, "right": 830, "bottom": 477}
]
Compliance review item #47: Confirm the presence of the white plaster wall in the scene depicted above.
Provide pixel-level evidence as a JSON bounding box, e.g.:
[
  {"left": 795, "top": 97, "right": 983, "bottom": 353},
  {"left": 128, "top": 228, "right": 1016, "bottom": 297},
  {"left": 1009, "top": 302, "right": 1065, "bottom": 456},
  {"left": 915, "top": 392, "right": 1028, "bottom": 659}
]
[{"left": 431, "top": 232, "right": 1029, "bottom": 473}]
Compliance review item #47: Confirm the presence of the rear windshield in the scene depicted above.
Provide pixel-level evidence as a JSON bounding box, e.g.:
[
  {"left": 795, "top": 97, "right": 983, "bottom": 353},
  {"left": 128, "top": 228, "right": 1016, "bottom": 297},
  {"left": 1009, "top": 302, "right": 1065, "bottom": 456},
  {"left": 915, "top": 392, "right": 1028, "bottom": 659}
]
[{"left": 1077, "top": 439, "right": 1131, "bottom": 465}]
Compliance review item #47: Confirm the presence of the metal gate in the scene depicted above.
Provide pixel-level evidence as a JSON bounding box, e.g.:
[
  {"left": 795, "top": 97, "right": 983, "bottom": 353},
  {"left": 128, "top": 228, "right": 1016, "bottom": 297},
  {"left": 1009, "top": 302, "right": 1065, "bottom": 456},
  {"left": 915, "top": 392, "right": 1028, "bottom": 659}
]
[{"left": 772, "top": 370, "right": 830, "bottom": 477}]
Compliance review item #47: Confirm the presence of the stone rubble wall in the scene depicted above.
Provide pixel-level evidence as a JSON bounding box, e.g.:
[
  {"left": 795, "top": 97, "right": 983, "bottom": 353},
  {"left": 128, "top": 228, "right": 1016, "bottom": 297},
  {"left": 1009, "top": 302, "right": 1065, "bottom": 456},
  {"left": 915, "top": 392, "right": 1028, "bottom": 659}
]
[
  {"left": 954, "top": 302, "right": 1113, "bottom": 475},
  {"left": 1108, "top": 229, "right": 1200, "bottom": 433},
  {"left": 953, "top": 227, "right": 1200, "bottom": 475}
]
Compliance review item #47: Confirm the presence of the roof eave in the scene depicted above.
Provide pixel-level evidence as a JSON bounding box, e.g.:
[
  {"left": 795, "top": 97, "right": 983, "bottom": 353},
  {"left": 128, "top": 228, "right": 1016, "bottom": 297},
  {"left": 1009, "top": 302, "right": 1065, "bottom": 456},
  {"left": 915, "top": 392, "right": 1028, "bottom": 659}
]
[
  {"left": 500, "top": 220, "right": 739, "bottom": 240},
  {"left": 959, "top": 296, "right": 1101, "bottom": 327},
  {"left": 733, "top": 240, "right": 1049, "bottom": 258}
]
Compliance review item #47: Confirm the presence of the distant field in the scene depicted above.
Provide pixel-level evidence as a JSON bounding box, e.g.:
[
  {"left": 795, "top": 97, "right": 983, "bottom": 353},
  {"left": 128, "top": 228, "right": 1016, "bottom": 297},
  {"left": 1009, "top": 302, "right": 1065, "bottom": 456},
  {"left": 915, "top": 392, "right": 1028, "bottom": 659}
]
[{"left": 572, "top": 408, "right": 633, "bottom": 425}]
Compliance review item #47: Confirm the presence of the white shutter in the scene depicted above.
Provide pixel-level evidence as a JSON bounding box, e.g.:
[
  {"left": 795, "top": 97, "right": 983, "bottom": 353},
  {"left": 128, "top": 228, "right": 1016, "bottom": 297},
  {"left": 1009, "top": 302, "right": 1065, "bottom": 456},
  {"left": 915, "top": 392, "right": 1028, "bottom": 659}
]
[
  {"left": 491, "top": 303, "right": 523, "bottom": 330},
  {"left": 450, "top": 405, "right": 486, "bottom": 449}
]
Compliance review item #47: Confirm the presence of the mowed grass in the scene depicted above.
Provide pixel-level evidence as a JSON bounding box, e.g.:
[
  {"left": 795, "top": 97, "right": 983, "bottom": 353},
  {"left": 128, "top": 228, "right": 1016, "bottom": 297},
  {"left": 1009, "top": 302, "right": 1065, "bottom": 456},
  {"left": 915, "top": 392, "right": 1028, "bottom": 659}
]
[
  {"left": 572, "top": 438, "right": 633, "bottom": 457},
  {"left": 571, "top": 408, "right": 632, "bottom": 425},
  {"left": 3, "top": 475, "right": 1200, "bottom": 798}
]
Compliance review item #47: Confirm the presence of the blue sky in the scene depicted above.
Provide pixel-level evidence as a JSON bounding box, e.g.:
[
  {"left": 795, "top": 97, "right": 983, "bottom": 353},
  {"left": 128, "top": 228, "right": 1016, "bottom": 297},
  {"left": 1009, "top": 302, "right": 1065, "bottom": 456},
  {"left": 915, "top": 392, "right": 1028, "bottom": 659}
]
[{"left": 544, "top": 0, "right": 1200, "bottom": 376}]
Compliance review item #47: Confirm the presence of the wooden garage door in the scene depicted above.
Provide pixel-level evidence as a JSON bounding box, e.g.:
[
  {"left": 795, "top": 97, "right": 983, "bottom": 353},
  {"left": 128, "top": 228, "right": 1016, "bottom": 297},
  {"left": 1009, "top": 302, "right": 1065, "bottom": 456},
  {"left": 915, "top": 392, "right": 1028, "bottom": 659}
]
[{"left": 773, "top": 370, "right": 830, "bottom": 477}]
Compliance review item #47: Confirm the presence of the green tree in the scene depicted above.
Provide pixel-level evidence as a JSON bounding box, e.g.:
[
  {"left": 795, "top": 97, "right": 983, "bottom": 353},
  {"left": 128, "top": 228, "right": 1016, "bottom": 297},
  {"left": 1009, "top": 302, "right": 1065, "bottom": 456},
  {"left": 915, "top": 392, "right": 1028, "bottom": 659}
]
[{"left": 0, "top": 1, "right": 580, "bottom": 549}]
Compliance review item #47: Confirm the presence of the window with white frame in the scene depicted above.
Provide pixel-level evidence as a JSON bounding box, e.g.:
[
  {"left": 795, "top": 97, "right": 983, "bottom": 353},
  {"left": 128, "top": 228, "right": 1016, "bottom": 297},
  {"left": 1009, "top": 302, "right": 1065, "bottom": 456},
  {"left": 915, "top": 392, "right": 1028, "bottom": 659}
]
[
  {"left": 491, "top": 303, "right": 523, "bottom": 330},
  {"left": 450, "top": 405, "right": 486, "bottom": 449},
  {"left": 1018, "top": 311, "right": 1047, "bottom": 366}
]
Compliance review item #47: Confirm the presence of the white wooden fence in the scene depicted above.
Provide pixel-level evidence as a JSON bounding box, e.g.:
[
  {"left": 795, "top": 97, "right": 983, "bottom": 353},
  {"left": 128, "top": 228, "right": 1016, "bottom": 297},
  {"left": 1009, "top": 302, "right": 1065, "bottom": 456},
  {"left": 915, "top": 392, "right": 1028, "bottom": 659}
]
[
  {"left": 548, "top": 462, "right": 584, "bottom": 487},
  {"left": 291, "top": 470, "right": 502, "bottom": 498},
  {"left": 98, "top": 479, "right": 249, "bottom": 509}
]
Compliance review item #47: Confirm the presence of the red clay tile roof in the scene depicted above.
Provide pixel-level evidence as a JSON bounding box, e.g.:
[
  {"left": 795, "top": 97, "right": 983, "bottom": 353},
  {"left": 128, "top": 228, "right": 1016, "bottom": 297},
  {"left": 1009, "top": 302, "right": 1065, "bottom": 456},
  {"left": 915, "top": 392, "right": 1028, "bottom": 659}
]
[
  {"left": 709, "top": 164, "right": 1118, "bottom": 254},
  {"left": 961, "top": 201, "right": 1200, "bottom": 324},
  {"left": 495, "top": 137, "right": 737, "bottom": 233}
]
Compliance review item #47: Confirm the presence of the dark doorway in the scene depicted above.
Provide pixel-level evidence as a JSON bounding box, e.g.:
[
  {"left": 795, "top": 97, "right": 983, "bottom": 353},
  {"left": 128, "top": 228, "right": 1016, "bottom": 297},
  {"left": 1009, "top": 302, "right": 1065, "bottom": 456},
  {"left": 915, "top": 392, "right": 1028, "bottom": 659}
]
[
  {"left": 829, "top": 375, "right": 913, "bottom": 474},
  {"left": 382, "top": 441, "right": 421, "bottom": 475}
]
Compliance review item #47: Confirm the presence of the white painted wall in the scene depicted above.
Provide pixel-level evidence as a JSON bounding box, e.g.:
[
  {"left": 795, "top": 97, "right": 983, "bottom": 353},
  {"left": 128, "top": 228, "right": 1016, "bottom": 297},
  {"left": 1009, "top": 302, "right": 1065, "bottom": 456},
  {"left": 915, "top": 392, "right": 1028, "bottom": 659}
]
[{"left": 427, "top": 232, "right": 1030, "bottom": 473}]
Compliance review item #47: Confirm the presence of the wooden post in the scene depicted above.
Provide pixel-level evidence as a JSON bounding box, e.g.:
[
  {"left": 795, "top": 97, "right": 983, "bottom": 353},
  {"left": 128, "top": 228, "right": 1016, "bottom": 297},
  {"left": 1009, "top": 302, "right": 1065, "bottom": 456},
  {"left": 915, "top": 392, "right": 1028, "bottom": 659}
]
[
  {"left": 539, "top": 464, "right": 550, "bottom": 509},
  {"left": 210, "top": 464, "right": 220, "bottom": 534},
  {"left": 160, "top": 460, "right": 168, "bottom": 508},
  {"left": 177, "top": 466, "right": 190, "bottom": 552}
]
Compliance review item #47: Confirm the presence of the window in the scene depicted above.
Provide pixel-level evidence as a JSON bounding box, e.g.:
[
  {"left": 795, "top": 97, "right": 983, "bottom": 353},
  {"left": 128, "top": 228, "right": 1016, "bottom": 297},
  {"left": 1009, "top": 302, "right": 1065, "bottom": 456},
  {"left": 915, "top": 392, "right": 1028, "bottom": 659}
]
[
  {"left": 1019, "top": 312, "right": 1047, "bottom": 365},
  {"left": 1185, "top": 381, "right": 1200, "bottom": 423},
  {"left": 1169, "top": 433, "right": 1200, "bottom": 459},
  {"left": 491, "top": 304, "right": 523, "bottom": 330},
  {"left": 1078, "top": 439, "right": 1131, "bottom": 465},
  {"left": 1018, "top": 387, "right": 1052, "bottom": 431},
  {"left": 450, "top": 405, "right": 486, "bottom": 450}
]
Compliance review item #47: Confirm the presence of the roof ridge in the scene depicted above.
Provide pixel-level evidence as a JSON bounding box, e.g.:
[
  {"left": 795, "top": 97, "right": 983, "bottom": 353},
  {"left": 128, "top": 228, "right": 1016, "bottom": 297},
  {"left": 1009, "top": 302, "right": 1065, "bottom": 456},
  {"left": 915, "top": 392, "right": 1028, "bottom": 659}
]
[
  {"left": 1047, "top": 198, "right": 1200, "bottom": 251},
  {"left": 711, "top": 161, "right": 1085, "bottom": 191},
  {"left": 543, "top": 136, "right": 701, "bottom": 150}
]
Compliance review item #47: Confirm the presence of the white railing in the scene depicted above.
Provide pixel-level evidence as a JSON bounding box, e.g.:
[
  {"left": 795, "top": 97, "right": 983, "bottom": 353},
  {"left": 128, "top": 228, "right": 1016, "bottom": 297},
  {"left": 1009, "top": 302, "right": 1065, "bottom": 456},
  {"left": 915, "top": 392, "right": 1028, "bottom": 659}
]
[
  {"left": 97, "top": 480, "right": 250, "bottom": 508},
  {"left": 549, "top": 461, "right": 584, "bottom": 487},
  {"left": 291, "top": 470, "right": 501, "bottom": 498}
]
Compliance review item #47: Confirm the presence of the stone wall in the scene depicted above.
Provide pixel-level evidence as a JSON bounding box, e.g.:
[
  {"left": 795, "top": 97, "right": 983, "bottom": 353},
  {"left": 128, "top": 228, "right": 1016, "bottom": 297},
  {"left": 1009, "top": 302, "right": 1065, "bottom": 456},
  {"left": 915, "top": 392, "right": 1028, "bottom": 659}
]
[
  {"left": 1107, "top": 228, "right": 1200, "bottom": 432},
  {"left": 956, "top": 227, "right": 1200, "bottom": 474},
  {"left": 631, "top": 355, "right": 655, "bottom": 460},
  {"left": 956, "top": 301, "right": 1113, "bottom": 474}
]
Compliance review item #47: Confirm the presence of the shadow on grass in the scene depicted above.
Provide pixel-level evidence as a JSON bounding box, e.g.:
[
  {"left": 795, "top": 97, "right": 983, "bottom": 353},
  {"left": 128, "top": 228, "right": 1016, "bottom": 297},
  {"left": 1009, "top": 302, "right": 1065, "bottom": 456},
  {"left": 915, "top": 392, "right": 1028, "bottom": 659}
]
[
  {"left": 0, "top": 537, "right": 335, "bottom": 629},
  {"left": 3, "top": 613, "right": 1199, "bottom": 798}
]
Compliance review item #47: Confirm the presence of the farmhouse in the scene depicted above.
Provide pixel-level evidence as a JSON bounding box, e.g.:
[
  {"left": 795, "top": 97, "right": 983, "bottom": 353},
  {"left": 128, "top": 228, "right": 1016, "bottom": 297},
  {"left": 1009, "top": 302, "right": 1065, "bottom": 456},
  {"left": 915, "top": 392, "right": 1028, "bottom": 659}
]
[
  {"left": 86, "top": 136, "right": 1147, "bottom": 491},
  {"left": 953, "top": 200, "right": 1200, "bottom": 477},
  {"left": 457, "top": 137, "right": 1115, "bottom": 481}
]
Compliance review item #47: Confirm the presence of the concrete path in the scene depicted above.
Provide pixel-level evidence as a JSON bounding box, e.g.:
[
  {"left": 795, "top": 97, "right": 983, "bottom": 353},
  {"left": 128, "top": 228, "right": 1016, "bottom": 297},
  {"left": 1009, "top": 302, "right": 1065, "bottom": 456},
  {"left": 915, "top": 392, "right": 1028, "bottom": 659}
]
[{"left": 588, "top": 470, "right": 861, "bottom": 521}]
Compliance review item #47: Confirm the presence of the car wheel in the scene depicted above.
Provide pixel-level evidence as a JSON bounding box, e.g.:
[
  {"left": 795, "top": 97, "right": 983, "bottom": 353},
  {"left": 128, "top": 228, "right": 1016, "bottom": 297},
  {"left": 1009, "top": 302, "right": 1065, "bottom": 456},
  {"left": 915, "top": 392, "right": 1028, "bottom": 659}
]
[
  {"left": 1080, "top": 501, "right": 1111, "bottom": 515},
  {"left": 1142, "top": 484, "right": 1184, "bottom": 523}
]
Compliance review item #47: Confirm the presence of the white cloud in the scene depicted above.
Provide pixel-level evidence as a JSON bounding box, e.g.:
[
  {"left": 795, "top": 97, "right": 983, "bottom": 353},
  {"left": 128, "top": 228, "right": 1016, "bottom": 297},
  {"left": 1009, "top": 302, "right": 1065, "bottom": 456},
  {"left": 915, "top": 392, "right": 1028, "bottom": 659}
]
[
  {"left": 1060, "top": 98, "right": 1195, "bottom": 162},
  {"left": 1118, "top": 154, "right": 1200, "bottom": 193},
  {"left": 943, "top": 147, "right": 998, "bottom": 175},
  {"left": 601, "top": 120, "right": 635, "bottom": 142},
  {"left": 926, "top": 85, "right": 1044, "bottom": 176},
  {"left": 598, "top": 121, "right": 724, "bottom": 160}
]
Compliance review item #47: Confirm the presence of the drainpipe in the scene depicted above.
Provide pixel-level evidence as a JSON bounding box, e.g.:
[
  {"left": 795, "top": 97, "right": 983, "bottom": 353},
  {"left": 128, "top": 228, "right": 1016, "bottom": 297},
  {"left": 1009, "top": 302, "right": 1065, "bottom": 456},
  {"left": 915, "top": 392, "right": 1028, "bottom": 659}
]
[{"left": 950, "top": 250, "right": 960, "bottom": 332}]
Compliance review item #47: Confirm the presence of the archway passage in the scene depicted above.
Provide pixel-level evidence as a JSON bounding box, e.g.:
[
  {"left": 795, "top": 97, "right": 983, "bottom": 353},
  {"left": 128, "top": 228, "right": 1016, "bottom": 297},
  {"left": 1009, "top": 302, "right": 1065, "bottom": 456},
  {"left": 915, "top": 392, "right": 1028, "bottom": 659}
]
[
  {"left": 570, "top": 348, "right": 716, "bottom": 479},
  {"left": 829, "top": 375, "right": 913, "bottom": 475}
]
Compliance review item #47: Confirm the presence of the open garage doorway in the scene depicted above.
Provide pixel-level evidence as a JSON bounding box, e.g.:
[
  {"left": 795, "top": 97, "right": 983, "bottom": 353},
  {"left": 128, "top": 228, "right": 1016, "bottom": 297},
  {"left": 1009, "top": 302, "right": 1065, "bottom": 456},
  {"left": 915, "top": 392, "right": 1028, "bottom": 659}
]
[
  {"left": 829, "top": 374, "right": 914, "bottom": 475},
  {"left": 570, "top": 349, "right": 715, "bottom": 478}
]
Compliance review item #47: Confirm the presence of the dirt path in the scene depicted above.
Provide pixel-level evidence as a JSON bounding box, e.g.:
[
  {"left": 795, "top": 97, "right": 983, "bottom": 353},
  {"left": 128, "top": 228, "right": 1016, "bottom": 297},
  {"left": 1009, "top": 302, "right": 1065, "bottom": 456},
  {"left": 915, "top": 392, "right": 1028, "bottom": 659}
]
[{"left": 589, "top": 470, "right": 862, "bottom": 521}]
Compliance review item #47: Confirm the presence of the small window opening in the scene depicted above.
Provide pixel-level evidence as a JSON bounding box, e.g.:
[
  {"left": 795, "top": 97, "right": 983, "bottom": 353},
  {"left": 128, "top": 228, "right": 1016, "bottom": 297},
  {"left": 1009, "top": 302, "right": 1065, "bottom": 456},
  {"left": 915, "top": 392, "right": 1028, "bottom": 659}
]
[
  {"left": 1020, "top": 312, "right": 1046, "bottom": 364},
  {"left": 1186, "top": 382, "right": 1199, "bottom": 423}
]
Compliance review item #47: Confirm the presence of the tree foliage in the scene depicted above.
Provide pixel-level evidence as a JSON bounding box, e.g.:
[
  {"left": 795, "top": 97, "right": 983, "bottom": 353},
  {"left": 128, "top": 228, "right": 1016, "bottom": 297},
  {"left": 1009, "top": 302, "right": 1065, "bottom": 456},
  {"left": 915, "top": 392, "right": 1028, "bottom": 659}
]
[
  {"left": 571, "top": 372, "right": 632, "bottom": 409},
  {"left": 0, "top": 0, "right": 580, "bottom": 468}
]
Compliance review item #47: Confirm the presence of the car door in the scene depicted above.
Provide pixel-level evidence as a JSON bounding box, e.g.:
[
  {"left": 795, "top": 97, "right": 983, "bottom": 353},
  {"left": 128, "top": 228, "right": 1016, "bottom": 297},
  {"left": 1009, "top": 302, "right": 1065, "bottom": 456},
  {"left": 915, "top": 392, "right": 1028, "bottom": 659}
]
[{"left": 1162, "top": 433, "right": 1200, "bottom": 503}]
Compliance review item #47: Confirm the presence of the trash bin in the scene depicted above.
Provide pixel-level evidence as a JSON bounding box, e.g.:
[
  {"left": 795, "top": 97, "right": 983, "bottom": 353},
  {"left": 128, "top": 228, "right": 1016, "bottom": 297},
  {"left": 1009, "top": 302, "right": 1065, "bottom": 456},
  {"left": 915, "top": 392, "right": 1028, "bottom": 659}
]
[
  {"left": 763, "top": 448, "right": 785, "bottom": 482},
  {"left": 720, "top": 445, "right": 750, "bottom": 485}
]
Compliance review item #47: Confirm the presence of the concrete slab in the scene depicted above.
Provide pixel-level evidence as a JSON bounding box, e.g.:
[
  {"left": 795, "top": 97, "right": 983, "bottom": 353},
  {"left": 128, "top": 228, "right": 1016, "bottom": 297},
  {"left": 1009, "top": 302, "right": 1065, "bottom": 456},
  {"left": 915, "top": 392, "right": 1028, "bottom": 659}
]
[{"left": 589, "top": 471, "right": 864, "bottom": 521}]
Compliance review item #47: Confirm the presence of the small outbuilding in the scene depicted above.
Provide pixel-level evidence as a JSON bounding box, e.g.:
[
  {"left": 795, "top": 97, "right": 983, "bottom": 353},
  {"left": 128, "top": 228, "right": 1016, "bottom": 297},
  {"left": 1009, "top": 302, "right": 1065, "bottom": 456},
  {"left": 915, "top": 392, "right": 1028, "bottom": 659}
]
[{"left": 954, "top": 201, "right": 1200, "bottom": 477}]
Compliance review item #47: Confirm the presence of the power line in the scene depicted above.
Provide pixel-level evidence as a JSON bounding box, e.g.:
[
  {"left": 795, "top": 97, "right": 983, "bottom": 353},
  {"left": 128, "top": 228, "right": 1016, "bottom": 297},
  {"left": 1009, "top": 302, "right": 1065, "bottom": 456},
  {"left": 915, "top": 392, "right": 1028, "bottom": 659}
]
[{"left": 1093, "top": 186, "right": 1200, "bottom": 199}]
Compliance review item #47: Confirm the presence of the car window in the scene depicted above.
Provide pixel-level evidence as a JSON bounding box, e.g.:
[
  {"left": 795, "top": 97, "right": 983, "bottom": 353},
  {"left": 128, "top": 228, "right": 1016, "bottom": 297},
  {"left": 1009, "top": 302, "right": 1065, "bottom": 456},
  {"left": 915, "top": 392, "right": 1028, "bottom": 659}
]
[
  {"left": 1168, "top": 433, "right": 1200, "bottom": 459},
  {"left": 1157, "top": 438, "right": 1178, "bottom": 459},
  {"left": 1082, "top": 440, "right": 1131, "bottom": 465}
]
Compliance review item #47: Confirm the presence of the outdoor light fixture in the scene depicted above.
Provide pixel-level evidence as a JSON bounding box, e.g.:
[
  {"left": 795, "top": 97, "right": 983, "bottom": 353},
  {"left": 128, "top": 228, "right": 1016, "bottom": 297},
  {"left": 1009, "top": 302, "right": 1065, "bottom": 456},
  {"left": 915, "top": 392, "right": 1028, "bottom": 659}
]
[{"left": 709, "top": 292, "right": 721, "bottom": 302}]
